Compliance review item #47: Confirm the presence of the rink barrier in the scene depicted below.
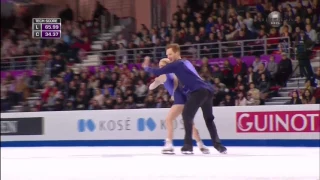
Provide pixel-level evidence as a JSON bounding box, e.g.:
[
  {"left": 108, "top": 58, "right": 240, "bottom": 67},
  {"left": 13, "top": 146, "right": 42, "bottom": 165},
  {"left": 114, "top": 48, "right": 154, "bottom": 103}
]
[
  {"left": 1, "top": 105, "right": 319, "bottom": 147},
  {"left": 1, "top": 140, "right": 319, "bottom": 147}
]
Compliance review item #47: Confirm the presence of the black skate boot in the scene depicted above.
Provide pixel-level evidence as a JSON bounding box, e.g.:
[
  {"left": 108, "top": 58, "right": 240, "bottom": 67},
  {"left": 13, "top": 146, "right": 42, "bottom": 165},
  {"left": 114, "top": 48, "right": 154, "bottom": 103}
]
[
  {"left": 214, "top": 144, "right": 227, "bottom": 154},
  {"left": 181, "top": 144, "right": 193, "bottom": 155}
]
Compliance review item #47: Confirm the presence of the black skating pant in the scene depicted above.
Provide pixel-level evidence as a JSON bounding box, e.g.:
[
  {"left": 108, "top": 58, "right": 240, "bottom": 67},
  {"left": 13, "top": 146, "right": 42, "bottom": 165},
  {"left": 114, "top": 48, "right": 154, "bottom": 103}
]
[{"left": 182, "top": 88, "right": 222, "bottom": 146}]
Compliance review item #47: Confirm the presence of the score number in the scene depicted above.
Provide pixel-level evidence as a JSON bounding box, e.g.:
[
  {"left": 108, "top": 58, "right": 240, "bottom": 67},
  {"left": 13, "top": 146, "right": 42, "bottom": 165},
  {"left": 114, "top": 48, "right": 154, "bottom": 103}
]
[
  {"left": 43, "top": 24, "right": 61, "bottom": 30},
  {"left": 42, "top": 31, "right": 61, "bottom": 38},
  {"left": 32, "top": 18, "right": 62, "bottom": 39}
]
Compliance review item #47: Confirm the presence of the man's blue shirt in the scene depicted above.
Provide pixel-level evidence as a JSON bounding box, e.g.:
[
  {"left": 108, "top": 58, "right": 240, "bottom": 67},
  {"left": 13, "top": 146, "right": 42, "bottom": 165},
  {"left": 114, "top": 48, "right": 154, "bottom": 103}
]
[{"left": 144, "top": 59, "right": 213, "bottom": 94}]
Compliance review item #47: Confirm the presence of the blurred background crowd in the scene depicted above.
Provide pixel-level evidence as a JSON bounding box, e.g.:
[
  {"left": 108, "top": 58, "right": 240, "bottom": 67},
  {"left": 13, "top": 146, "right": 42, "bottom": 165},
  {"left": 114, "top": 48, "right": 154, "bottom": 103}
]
[{"left": 1, "top": 0, "right": 320, "bottom": 112}]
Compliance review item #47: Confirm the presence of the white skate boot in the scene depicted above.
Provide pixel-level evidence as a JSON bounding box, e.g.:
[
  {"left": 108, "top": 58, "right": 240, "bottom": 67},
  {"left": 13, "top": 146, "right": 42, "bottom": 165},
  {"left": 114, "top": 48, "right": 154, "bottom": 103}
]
[
  {"left": 162, "top": 139, "right": 175, "bottom": 154},
  {"left": 197, "top": 141, "right": 210, "bottom": 154}
]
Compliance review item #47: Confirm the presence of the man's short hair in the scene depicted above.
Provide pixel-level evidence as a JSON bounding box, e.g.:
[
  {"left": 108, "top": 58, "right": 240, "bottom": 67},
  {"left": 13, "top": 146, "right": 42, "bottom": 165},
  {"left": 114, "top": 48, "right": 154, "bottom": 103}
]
[{"left": 166, "top": 43, "right": 181, "bottom": 53}]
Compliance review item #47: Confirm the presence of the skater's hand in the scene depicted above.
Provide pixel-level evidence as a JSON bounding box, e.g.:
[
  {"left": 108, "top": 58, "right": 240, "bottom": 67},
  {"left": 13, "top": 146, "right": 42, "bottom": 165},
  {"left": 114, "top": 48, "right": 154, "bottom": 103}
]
[{"left": 142, "top": 56, "right": 151, "bottom": 68}]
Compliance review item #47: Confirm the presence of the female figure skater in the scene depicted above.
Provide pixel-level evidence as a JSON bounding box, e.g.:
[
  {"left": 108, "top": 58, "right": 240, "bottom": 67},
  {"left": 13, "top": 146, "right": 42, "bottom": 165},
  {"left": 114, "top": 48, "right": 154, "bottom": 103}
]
[{"left": 149, "top": 58, "right": 210, "bottom": 154}]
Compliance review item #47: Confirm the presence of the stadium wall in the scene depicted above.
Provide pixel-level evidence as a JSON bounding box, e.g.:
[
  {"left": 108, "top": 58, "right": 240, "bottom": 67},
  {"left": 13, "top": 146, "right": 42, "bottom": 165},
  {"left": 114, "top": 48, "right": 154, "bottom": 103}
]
[
  {"left": 1, "top": 105, "right": 319, "bottom": 147},
  {"left": 32, "top": 0, "right": 185, "bottom": 30}
]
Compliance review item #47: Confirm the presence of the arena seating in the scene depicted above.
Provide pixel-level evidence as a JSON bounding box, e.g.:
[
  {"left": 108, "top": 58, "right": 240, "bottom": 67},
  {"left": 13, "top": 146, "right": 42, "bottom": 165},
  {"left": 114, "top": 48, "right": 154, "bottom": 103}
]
[{"left": 1, "top": 0, "right": 319, "bottom": 112}]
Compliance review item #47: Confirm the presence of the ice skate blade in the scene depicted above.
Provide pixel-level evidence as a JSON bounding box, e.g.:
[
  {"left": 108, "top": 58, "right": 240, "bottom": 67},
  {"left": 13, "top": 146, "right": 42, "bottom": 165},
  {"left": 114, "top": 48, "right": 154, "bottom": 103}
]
[
  {"left": 181, "top": 151, "right": 194, "bottom": 155},
  {"left": 162, "top": 152, "right": 175, "bottom": 155},
  {"left": 201, "top": 151, "right": 210, "bottom": 154},
  {"left": 200, "top": 148, "right": 210, "bottom": 154},
  {"left": 162, "top": 150, "right": 175, "bottom": 155},
  {"left": 220, "top": 150, "right": 227, "bottom": 154}
]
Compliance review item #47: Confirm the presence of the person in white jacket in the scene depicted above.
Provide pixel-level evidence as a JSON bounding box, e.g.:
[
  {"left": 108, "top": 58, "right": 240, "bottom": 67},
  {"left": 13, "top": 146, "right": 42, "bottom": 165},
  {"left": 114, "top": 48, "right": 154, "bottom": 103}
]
[{"left": 306, "top": 24, "right": 318, "bottom": 43}]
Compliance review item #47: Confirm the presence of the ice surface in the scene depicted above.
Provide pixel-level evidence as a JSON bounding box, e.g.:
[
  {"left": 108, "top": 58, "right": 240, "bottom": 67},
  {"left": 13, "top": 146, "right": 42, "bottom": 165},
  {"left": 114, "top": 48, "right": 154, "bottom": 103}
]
[{"left": 1, "top": 146, "right": 319, "bottom": 180}]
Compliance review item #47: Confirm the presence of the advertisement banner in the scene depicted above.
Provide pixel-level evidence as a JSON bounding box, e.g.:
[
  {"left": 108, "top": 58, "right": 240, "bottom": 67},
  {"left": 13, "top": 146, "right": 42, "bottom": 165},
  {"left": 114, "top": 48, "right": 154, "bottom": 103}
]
[
  {"left": 1, "top": 117, "right": 43, "bottom": 136},
  {"left": 1, "top": 105, "right": 319, "bottom": 147},
  {"left": 236, "top": 111, "right": 320, "bottom": 133}
]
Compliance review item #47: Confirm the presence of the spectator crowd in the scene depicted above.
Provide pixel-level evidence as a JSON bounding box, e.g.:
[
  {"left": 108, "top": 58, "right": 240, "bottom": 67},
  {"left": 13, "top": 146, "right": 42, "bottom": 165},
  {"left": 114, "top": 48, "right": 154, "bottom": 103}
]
[
  {"left": 1, "top": 0, "right": 320, "bottom": 112},
  {"left": 101, "top": 0, "right": 319, "bottom": 64},
  {"left": 1, "top": 2, "right": 107, "bottom": 71},
  {"left": 2, "top": 53, "right": 320, "bottom": 112}
]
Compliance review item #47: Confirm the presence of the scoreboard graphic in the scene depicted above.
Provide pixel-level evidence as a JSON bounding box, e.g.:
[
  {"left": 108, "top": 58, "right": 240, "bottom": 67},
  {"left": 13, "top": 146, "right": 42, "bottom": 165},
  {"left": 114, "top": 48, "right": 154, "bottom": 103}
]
[{"left": 32, "top": 18, "right": 61, "bottom": 39}]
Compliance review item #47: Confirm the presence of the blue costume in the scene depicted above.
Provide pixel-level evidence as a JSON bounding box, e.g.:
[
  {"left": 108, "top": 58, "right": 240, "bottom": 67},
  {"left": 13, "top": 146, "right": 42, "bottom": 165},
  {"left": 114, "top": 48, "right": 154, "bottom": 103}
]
[
  {"left": 145, "top": 59, "right": 226, "bottom": 153},
  {"left": 145, "top": 60, "right": 213, "bottom": 94},
  {"left": 163, "top": 73, "right": 186, "bottom": 105}
]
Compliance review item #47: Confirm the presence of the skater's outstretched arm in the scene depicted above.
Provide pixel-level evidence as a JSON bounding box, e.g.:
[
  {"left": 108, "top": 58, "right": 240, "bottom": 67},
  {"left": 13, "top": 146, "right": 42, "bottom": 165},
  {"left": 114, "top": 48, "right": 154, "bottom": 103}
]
[
  {"left": 149, "top": 75, "right": 166, "bottom": 90},
  {"left": 149, "top": 58, "right": 172, "bottom": 90},
  {"left": 144, "top": 61, "right": 180, "bottom": 76}
]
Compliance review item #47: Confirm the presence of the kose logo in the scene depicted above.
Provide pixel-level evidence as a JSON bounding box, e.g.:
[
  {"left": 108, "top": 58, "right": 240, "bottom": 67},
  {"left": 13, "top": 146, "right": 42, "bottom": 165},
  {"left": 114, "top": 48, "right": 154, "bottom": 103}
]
[
  {"left": 78, "top": 119, "right": 131, "bottom": 132},
  {"left": 78, "top": 119, "right": 96, "bottom": 132},
  {"left": 236, "top": 111, "right": 319, "bottom": 132},
  {"left": 137, "top": 118, "right": 156, "bottom": 131},
  {"left": 160, "top": 119, "right": 184, "bottom": 130}
]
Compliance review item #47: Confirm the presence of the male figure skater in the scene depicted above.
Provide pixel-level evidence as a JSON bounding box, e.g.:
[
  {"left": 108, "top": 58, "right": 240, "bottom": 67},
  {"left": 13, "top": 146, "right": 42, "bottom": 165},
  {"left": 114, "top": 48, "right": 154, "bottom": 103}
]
[
  {"left": 142, "top": 44, "right": 227, "bottom": 154},
  {"left": 148, "top": 57, "right": 209, "bottom": 154}
]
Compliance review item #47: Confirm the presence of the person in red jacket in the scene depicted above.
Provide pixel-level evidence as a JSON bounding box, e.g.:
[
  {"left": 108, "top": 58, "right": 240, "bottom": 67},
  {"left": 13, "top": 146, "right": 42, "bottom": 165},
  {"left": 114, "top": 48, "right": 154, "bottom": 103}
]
[
  {"left": 71, "top": 37, "right": 91, "bottom": 52},
  {"left": 41, "top": 83, "right": 51, "bottom": 103},
  {"left": 233, "top": 57, "right": 248, "bottom": 78},
  {"left": 82, "top": 37, "right": 91, "bottom": 52},
  {"left": 267, "top": 28, "right": 280, "bottom": 54}
]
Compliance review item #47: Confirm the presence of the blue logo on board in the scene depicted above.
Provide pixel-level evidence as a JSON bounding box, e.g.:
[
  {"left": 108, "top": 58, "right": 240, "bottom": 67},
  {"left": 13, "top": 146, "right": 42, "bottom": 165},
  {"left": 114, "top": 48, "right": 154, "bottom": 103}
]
[
  {"left": 137, "top": 118, "right": 156, "bottom": 131},
  {"left": 78, "top": 119, "right": 96, "bottom": 132}
]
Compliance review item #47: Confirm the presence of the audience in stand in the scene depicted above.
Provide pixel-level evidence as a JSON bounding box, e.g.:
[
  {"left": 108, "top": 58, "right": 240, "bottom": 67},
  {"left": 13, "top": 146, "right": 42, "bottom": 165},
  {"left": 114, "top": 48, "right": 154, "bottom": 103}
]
[
  {"left": 0, "top": 2, "right": 107, "bottom": 69},
  {"left": 235, "top": 91, "right": 247, "bottom": 106},
  {"left": 301, "top": 89, "right": 316, "bottom": 104},
  {"left": 95, "top": 0, "right": 319, "bottom": 63},
  {"left": 314, "top": 68, "right": 320, "bottom": 104},
  {"left": 276, "top": 52, "right": 293, "bottom": 86},
  {"left": 247, "top": 83, "right": 260, "bottom": 105},
  {"left": 287, "top": 90, "right": 302, "bottom": 105}
]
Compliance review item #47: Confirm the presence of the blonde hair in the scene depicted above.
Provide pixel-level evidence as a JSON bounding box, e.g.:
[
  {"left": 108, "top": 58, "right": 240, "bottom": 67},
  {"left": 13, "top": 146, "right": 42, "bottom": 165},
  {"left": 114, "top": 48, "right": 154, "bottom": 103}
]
[{"left": 159, "top": 58, "right": 170, "bottom": 66}]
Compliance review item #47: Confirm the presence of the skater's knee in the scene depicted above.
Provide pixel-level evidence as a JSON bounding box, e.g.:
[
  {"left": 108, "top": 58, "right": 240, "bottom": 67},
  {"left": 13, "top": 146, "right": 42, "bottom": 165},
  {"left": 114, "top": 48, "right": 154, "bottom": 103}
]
[
  {"left": 165, "top": 116, "right": 175, "bottom": 123},
  {"left": 182, "top": 111, "right": 192, "bottom": 120},
  {"left": 204, "top": 115, "right": 215, "bottom": 123},
  {"left": 165, "top": 113, "right": 178, "bottom": 123}
]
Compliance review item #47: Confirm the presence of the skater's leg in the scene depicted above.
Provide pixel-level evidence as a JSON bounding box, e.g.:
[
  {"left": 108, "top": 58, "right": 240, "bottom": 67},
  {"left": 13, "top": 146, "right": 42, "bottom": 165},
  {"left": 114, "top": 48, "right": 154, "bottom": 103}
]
[
  {"left": 166, "top": 107, "right": 203, "bottom": 143},
  {"left": 165, "top": 105, "right": 183, "bottom": 141},
  {"left": 192, "top": 126, "right": 210, "bottom": 154},
  {"left": 192, "top": 126, "right": 206, "bottom": 145},
  {"left": 200, "top": 91, "right": 227, "bottom": 154},
  {"left": 181, "top": 89, "right": 207, "bottom": 153},
  {"left": 173, "top": 91, "right": 207, "bottom": 144},
  {"left": 162, "top": 92, "right": 184, "bottom": 154},
  {"left": 200, "top": 94, "right": 221, "bottom": 144},
  {"left": 192, "top": 126, "right": 202, "bottom": 142}
]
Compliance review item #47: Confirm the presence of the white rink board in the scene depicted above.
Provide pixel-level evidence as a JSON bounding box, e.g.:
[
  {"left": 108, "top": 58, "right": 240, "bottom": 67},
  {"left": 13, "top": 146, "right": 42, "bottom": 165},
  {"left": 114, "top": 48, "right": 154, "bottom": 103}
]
[{"left": 1, "top": 104, "right": 319, "bottom": 142}]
